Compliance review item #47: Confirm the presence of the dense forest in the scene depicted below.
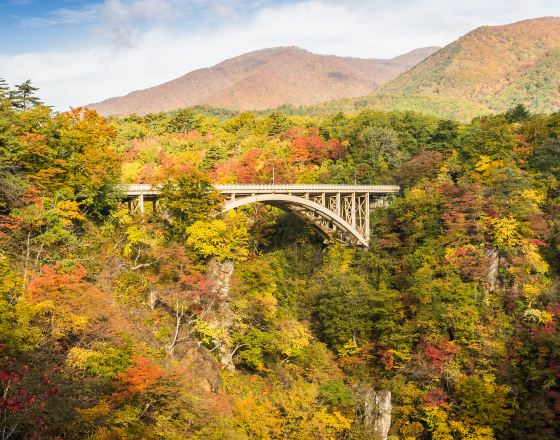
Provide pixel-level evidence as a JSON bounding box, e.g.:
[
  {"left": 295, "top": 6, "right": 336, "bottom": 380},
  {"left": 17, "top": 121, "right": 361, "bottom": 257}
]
[{"left": 1, "top": 80, "right": 560, "bottom": 439}]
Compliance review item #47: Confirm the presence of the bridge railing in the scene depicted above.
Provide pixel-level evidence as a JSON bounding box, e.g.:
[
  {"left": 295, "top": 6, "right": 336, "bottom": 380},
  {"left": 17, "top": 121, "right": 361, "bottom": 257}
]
[
  {"left": 123, "top": 183, "right": 401, "bottom": 196},
  {"left": 215, "top": 184, "right": 401, "bottom": 193}
]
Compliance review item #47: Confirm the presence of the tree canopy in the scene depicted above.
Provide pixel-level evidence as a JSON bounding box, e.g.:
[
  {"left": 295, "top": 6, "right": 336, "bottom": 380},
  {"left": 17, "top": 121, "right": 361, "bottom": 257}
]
[{"left": 1, "top": 82, "right": 560, "bottom": 439}]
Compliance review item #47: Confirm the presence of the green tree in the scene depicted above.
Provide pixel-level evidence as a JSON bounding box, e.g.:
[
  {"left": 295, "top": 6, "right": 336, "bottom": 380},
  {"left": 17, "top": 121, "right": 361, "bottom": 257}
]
[
  {"left": 316, "top": 269, "right": 399, "bottom": 352},
  {"left": 505, "top": 103, "right": 530, "bottom": 122},
  {"left": 166, "top": 108, "right": 196, "bottom": 133},
  {"left": 0, "top": 78, "right": 10, "bottom": 100},
  {"left": 159, "top": 168, "right": 223, "bottom": 238},
  {"left": 267, "top": 111, "right": 290, "bottom": 136},
  {"left": 429, "top": 119, "right": 459, "bottom": 150},
  {"left": 9, "top": 80, "right": 42, "bottom": 109},
  {"left": 529, "top": 139, "right": 560, "bottom": 177},
  {"left": 0, "top": 97, "right": 20, "bottom": 166}
]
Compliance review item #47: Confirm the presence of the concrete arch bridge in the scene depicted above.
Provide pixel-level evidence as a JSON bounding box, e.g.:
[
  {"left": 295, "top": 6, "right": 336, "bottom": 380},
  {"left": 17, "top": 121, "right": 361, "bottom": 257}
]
[{"left": 125, "top": 184, "right": 400, "bottom": 247}]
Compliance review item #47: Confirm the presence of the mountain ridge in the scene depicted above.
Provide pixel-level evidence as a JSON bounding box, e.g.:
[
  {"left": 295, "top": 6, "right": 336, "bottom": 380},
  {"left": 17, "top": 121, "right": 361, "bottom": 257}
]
[
  {"left": 323, "top": 16, "right": 560, "bottom": 120},
  {"left": 87, "top": 46, "right": 439, "bottom": 116}
]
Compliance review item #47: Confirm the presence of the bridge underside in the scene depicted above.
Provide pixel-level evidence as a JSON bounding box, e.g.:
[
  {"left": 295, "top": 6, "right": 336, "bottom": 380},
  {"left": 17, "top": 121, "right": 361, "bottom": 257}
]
[
  {"left": 270, "top": 202, "right": 357, "bottom": 245},
  {"left": 222, "top": 194, "right": 370, "bottom": 246},
  {"left": 221, "top": 191, "right": 384, "bottom": 247}
]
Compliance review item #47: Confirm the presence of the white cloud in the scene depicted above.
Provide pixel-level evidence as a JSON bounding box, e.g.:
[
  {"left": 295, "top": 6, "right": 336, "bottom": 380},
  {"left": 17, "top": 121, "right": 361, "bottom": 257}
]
[
  {"left": 2, "top": 0, "right": 558, "bottom": 110},
  {"left": 97, "top": 0, "right": 183, "bottom": 49}
]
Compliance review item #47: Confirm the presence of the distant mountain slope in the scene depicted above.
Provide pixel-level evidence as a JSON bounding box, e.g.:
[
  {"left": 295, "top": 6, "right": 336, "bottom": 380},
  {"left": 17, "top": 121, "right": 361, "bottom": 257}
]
[
  {"left": 309, "top": 17, "right": 560, "bottom": 120},
  {"left": 88, "top": 46, "right": 438, "bottom": 116}
]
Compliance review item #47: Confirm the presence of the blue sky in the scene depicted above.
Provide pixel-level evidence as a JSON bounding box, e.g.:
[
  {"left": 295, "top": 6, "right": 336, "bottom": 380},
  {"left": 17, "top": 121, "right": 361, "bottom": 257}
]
[
  {"left": 1, "top": 0, "right": 558, "bottom": 110},
  {"left": 0, "top": 1, "right": 104, "bottom": 52},
  {"left": 0, "top": 1, "right": 295, "bottom": 53}
]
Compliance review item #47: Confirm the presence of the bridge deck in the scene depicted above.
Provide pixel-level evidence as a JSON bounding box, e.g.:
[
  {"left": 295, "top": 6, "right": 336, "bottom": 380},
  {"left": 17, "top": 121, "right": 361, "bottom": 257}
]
[{"left": 124, "top": 183, "right": 400, "bottom": 197}]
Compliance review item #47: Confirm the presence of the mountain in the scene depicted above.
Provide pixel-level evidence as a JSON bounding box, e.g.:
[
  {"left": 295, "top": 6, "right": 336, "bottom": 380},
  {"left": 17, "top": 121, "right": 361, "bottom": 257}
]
[
  {"left": 88, "top": 46, "right": 438, "bottom": 116},
  {"left": 314, "top": 17, "right": 560, "bottom": 120}
]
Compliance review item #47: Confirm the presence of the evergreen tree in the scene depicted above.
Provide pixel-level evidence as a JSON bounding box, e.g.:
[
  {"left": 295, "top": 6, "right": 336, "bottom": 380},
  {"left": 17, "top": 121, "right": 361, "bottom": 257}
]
[
  {"left": 0, "top": 78, "right": 10, "bottom": 100},
  {"left": 165, "top": 108, "right": 196, "bottom": 133},
  {"left": 201, "top": 143, "right": 232, "bottom": 170},
  {"left": 9, "top": 79, "right": 42, "bottom": 109},
  {"left": 267, "top": 111, "right": 290, "bottom": 136},
  {"left": 429, "top": 119, "right": 459, "bottom": 149},
  {"left": 505, "top": 103, "right": 530, "bottom": 122},
  {"left": 529, "top": 139, "right": 560, "bottom": 177}
]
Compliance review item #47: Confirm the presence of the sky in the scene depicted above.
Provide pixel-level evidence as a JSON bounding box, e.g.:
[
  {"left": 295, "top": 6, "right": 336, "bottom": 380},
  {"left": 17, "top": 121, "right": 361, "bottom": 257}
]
[{"left": 0, "top": 0, "right": 558, "bottom": 110}]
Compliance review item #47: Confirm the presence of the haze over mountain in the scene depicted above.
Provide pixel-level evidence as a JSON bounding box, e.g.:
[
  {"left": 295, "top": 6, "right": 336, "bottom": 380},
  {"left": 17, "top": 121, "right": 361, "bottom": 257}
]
[
  {"left": 88, "top": 46, "right": 438, "bottom": 116},
  {"left": 315, "top": 17, "right": 560, "bottom": 120}
]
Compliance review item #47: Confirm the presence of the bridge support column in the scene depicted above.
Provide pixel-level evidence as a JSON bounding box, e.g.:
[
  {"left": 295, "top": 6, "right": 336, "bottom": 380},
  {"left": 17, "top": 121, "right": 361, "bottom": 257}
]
[
  {"left": 336, "top": 193, "right": 341, "bottom": 216},
  {"left": 138, "top": 194, "right": 144, "bottom": 214},
  {"left": 351, "top": 192, "right": 356, "bottom": 228},
  {"left": 365, "top": 194, "right": 370, "bottom": 243}
]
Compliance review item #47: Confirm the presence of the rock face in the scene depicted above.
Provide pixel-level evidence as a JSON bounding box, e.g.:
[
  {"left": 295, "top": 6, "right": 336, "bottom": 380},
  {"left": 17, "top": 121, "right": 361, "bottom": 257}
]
[
  {"left": 207, "top": 259, "right": 235, "bottom": 307},
  {"left": 206, "top": 259, "right": 236, "bottom": 369},
  {"left": 362, "top": 388, "right": 392, "bottom": 440},
  {"left": 486, "top": 247, "right": 500, "bottom": 292},
  {"left": 185, "top": 347, "right": 223, "bottom": 394},
  {"left": 88, "top": 46, "right": 438, "bottom": 115}
]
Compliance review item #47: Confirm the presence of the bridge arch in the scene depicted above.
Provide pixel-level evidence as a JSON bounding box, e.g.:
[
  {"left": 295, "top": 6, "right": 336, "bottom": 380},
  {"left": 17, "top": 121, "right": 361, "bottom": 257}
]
[{"left": 223, "top": 193, "right": 368, "bottom": 246}]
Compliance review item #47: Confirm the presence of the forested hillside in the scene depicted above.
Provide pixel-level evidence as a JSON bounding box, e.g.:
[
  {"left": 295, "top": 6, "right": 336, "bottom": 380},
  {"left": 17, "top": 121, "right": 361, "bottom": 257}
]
[
  {"left": 1, "top": 80, "right": 560, "bottom": 439},
  {"left": 309, "top": 17, "right": 560, "bottom": 121}
]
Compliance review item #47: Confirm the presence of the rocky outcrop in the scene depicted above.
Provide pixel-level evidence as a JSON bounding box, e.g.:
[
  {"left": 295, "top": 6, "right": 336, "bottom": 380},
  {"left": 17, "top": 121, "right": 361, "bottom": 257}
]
[
  {"left": 359, "top": 387, "right": 392, "bottom": 440},
  {"left": 185, "top": 348, "right": 223, "bottom": 394},
  {"left": 486, "top": 247, "right": 500, "bottom": 292},
  {"left": 206, "top": 259, "right": 235, "bottom": 309},
  {"left": 206, "top": 259, "right": 237, "bottom": 370}
]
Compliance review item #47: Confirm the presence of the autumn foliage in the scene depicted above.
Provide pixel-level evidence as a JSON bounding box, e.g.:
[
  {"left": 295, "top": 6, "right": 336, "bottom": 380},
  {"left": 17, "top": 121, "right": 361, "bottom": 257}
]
[{"left": 1, "top": 83, "right": 560, "bottom": 439}]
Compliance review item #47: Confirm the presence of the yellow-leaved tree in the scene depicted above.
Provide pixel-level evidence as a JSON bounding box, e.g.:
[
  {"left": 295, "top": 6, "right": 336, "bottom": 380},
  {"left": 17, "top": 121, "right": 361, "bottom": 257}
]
[{"left": 186, "top": 210, "right": 250, "bottom": 262}]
